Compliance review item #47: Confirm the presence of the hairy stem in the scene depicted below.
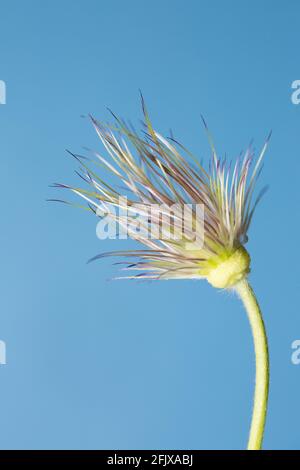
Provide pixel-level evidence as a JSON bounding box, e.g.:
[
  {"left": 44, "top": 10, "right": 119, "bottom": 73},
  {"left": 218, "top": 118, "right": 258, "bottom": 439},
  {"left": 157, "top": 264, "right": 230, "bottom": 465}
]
[{"left": 235, "top": 278, "right": 269, "bottom": 450}]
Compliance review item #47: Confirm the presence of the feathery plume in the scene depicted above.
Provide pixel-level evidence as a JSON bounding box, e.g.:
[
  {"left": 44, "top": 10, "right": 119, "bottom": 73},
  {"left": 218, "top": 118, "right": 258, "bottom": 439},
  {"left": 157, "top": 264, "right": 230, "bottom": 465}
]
[{"left": 53, "top": 98, "right": 271, "bottom": 450}]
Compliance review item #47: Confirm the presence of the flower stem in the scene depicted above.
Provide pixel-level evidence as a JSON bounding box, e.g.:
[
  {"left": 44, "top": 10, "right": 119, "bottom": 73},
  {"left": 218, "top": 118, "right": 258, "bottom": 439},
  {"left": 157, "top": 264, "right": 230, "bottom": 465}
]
[{"left": 235, "top": 278, "right": 269, "bottom": 450}]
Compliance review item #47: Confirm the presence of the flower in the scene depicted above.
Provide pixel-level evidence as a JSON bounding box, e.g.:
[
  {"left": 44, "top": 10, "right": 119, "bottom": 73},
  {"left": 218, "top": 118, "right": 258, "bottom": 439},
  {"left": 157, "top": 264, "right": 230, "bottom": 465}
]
[
  {"left": 53, "top": 99, "right": 272, "bottom": 449},
  {"left": 54, "top": 99, "right": 270, "bottom": 288}
]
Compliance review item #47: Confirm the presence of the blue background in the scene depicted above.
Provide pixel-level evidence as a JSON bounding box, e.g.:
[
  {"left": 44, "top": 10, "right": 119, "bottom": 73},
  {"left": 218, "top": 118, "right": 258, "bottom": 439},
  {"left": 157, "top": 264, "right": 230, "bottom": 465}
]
[{"left": 0, "top": 0, "right": 299, "bottom": 450}]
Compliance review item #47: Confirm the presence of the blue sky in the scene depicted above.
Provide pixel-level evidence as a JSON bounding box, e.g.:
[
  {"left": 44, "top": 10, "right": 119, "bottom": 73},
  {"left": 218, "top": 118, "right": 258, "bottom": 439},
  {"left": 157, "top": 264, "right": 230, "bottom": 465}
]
[{"left": 0, "top": 0, "right": 299, "bottom": 449}]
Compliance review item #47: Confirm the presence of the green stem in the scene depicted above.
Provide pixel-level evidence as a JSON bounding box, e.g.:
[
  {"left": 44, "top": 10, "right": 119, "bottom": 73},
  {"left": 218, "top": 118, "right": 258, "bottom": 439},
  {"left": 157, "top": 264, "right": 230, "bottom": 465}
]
[{"left": 235, "top": 278, "right": 269, "bottom": 450}]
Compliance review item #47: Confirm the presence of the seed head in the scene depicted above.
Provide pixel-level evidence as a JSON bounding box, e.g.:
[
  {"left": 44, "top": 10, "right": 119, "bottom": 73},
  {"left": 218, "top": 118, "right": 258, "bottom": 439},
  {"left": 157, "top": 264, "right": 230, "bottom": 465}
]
[{"left": 54, "top": 100, "right": 270, "bottom": 288}]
